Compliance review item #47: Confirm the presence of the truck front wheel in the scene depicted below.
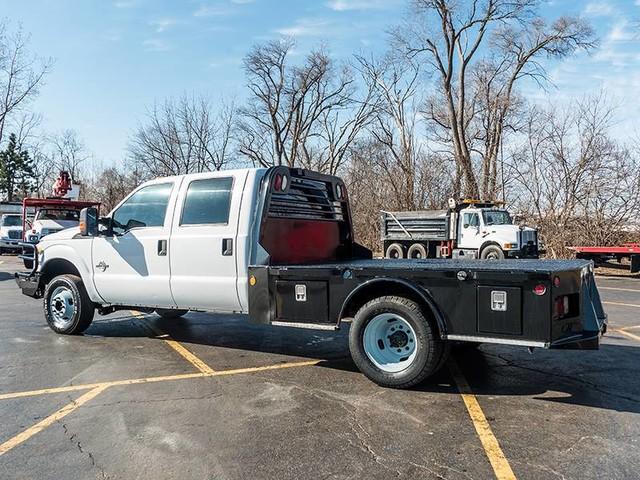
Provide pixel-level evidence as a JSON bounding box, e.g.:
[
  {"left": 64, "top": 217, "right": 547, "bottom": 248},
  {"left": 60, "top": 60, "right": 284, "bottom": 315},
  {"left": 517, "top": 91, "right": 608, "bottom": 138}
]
[
  {"left": 43, "top": 275, "right": 95, "bottom": 334},
  {"left": 480, "top": 245, "right": 504, "bottom": 260},
  {"left": 349, "top": 296, "right": 446, "bottom": 388}
]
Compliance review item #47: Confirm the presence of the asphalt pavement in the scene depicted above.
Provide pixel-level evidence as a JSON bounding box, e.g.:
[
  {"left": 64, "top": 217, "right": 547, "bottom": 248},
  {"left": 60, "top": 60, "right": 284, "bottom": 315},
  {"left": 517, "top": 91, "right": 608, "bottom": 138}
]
[{"left": 0, "top": 253, "right": 639, "bottom": 480}]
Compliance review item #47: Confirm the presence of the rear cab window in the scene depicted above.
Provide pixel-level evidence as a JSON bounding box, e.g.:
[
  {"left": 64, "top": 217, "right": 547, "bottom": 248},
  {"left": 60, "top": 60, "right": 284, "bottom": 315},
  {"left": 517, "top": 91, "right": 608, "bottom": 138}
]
[{"left": 180, "top": 177, "right": 233, "bottom": 226}]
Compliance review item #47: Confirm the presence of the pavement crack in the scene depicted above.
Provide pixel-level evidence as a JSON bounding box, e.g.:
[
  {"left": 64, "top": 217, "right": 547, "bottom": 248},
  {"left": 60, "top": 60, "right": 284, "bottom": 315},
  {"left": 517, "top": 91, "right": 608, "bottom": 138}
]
[{"left": 61, "top": 422, "right": 109, "bottom": 479}]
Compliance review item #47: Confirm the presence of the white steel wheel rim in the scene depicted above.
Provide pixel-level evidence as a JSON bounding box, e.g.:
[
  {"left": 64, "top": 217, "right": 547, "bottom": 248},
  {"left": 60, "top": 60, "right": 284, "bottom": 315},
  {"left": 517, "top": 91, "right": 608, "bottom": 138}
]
[
  {"left": 50, "top": 286, "right": 75, "bottom": 329},
  {"left": 363, "top": 313, "right": 418, "bottom": 373}
]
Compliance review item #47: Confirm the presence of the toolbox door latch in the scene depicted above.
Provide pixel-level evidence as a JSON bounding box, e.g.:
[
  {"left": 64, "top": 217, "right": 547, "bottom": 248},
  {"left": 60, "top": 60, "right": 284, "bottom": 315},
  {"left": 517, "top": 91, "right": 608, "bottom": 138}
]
[
  {"left": 491, "top": 291, "right": 507, "bottom": 311},
  {"left": 295, "top": 284, "right": 307, "bottom": 302}
]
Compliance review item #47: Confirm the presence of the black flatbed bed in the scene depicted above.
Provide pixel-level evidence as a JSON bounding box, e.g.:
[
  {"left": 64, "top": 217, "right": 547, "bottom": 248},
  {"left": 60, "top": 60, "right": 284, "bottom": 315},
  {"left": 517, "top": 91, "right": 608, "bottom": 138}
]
[{"left": 270, "top": 258, "right": 591, "bottom": 274}]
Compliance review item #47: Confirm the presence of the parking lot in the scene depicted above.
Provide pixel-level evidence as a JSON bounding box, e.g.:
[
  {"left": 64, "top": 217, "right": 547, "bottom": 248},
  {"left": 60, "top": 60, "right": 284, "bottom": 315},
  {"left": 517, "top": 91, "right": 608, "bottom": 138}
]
[{"left": 0, "top": 254, "right": 639, "bottom": 480}]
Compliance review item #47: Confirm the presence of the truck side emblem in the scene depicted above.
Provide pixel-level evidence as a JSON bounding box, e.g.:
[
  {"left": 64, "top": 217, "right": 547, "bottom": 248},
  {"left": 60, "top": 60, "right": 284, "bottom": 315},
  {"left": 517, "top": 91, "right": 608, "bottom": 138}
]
[
  {"left": 95, "top": 261, "right": 109, "bottom": 272},
  {"left": 295, "top": 284, "right": 307, "bottom": 302},
  {"left": 491, "top": 291, "right": 507, "bottom": 311}
]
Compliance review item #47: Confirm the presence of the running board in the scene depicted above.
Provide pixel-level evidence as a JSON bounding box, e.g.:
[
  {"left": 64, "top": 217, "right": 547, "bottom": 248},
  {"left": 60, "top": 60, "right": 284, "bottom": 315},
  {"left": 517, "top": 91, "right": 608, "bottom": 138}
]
[
  {"left": 271, "top": 321, "right": 339, "bottom": 331},
  {"left": 445, "top": 334, "right": 548, "bottom": 348}
]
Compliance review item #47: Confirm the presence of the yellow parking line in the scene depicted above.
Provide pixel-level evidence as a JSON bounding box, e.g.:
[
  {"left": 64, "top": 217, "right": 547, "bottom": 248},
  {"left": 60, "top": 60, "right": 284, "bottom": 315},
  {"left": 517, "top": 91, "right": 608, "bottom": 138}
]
[
  {"left": 449, "top": 359, "right": 517, "bottom": 480},
  {"left": 131, "top": 311, "right": 215, "bottom": 374},
  {"left": 598, "top": 286, "right": 640, "bottom": 293},
  {"left": 0, "top": 385, "right": 109, "bottom": 456},
  {"left": 613, "top": 329, "right": 640, "bottom": 342},
  {"left": 603, "top": 301, "right": 640, "bottom": 308},
  {"left": 0, "top": 360, "right": 320, "bottom": 401}
]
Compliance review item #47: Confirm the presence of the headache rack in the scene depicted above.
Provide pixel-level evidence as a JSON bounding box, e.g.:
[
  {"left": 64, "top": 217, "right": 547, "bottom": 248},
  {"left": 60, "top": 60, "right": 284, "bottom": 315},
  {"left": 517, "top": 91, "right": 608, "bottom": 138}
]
[{"left": 268, "top": 173, "right": 344, "bottom": 221}]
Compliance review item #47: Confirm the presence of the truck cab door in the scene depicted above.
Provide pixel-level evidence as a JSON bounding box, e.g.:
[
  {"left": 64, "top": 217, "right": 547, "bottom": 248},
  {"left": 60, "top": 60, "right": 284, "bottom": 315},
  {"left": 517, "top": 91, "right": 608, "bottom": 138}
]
[
  {"left": 92, "top": 180, "right": 179, "bottom": 308},
  {"left": 458, "top": 211, "right": 483, "bottom": 250},
  {"left": 169, "top": 171, "right": 248, "bottom": 312}
]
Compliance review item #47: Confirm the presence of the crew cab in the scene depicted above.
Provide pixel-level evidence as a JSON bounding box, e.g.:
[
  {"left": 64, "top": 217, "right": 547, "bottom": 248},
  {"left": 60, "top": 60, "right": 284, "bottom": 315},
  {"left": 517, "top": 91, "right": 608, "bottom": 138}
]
[{"left": 15, "top": 167, "right": 607, "bottom": 388}]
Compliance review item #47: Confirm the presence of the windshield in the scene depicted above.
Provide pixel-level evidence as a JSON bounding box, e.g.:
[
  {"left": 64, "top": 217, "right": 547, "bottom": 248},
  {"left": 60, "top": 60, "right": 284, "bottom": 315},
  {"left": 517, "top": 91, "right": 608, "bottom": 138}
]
[
  {"left": 1, "top": 215, "right": 22, "bottom": 227},
  {"left": 35, "top": 209, "right": 80, "bottom": 222},
  {"left": 482, "top": 210, "right": 512, "bottom": 226}
]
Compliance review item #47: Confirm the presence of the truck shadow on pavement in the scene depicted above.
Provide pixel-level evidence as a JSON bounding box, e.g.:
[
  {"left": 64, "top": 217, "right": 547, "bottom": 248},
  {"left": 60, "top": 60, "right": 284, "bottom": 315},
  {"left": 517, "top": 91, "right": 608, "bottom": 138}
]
[
  {"left": 87, "top": 313, "right": 640, "bottom": 414},
  {"left": 426, "top": 344, "right": 640, "bottom": 414},
  {"left": 0, "top": 270, "right": 15, "bottom": 282}
]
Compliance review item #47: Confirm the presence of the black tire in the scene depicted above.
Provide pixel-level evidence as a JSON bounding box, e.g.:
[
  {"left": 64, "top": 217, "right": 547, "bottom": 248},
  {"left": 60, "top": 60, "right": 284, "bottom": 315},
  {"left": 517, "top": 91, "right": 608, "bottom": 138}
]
[
  {"left": 43, "top": 274, "right": 95, "bottom": 334},
  {"left": 407, "top": 243, "right": 428, "bottom": 259},
  {"left": 156, "top": 309, "right": 188, "bottom": 319},
  {"left": 385, "top": 243, "right": 405, "bottom": 259},
  {"left": 480, "top": 245, "right": 504, "bottom": 260},
  {"left": 349, "top": 296, "right": 445, "bottom": 388}
]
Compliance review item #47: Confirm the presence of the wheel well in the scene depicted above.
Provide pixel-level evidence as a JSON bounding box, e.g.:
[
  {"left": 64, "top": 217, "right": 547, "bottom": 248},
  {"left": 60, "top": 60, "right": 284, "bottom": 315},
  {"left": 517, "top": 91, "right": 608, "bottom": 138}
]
[
  {"left": 340, "top": 279, "right": 445, "bottom": 336},
  {"left": 40, "top": 259, "right": 81, "bottom": 286},
  {"left": 479, "top": 241, "right": 502, "bottom": 255}
]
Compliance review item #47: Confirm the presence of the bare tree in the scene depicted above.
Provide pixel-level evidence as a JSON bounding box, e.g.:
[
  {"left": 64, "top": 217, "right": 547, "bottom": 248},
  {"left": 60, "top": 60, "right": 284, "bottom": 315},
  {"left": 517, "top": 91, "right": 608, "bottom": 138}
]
[
  {"left": 0, "top": 21, "right": 51, "bottom": 147},
  {"left": 356, "top": 54, "right": 436, "bottom": 209},
  {"left": 129, "top": 94, "right": 236, "bottom": 178},
  {"left": 238, "top": 39, "right": 374, "bottom": 174},
  {"left": 396, "top": 0, "right": 595, "bottom": 198},
  {"left": 50, "top": 129, "right": 90, "bottom": 181},
  {"left": 508, "top": 96, "right": 640, "bottom": 257}
]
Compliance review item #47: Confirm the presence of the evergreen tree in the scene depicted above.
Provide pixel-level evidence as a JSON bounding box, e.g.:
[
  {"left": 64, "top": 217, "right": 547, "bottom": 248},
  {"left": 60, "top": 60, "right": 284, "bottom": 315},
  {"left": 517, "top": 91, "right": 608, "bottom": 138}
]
[{"left": 0, "top": 134, "right": 35, "bottom": 201}]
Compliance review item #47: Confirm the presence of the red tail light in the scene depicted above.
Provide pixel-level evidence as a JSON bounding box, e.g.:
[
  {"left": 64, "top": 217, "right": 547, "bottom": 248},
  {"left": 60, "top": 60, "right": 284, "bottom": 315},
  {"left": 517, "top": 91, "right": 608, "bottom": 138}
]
[
  {"left": 274, "top": 174, "right": 282, "bottom": 191},
  {"left": 533, "top": 284, "right": 547, "bottom": 296}
]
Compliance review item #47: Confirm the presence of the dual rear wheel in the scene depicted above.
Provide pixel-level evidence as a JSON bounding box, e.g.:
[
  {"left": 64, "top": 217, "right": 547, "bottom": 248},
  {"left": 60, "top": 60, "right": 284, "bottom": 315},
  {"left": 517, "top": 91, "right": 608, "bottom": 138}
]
[
  {"left": 349, "top": 296, "right": 448, "bottom": 388},
  {"left": 385, "top": 243, "right": 429, "bottom": 259}
]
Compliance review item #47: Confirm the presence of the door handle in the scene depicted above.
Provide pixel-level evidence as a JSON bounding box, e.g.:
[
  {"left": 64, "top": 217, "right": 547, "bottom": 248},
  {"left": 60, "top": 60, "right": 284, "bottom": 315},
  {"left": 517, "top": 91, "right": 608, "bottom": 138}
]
[
  {"left": 222, "top": 238, "right": 233, "bottom": 256},
  {"left": 158, "top": 239, "right": 167, "bottom": 256}
]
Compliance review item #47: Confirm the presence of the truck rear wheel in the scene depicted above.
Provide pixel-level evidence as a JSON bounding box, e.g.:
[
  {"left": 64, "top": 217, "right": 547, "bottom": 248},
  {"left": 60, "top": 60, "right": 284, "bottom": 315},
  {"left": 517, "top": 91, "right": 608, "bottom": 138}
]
[
  {"left": 480, "top": 245, "right": 504, "bottom": 260},
  {"left": 43, "top": 274, "right": 95, "bottom": 334},
  {"left": 385, "top": 243, "right": 405, "bottom": 259},
  {"left": 349, "top": 296, "right": 446, "bottom": 388},
  {"left": 407, "top": 243, "right": 428, "bottom": 259}
]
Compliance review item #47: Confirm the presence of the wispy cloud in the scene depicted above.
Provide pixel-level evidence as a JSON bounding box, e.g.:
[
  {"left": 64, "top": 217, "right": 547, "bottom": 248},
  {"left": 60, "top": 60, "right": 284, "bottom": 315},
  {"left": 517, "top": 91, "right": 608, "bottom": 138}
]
[
  {"left": 326, "top": 0, "right": 396, "bottom": 11},
  {"left": 231, "top": 0, "right": 254, "bottom": 3},
  {"left": 193, "top": 4, "right": 233, "bottom": 17},
  {"left": 150, "top": 18, "right": 179, "bottom": 33},
  {"left": 113, "top": 0, "right": 136, "bottom": 8},
  {"left": 143, "top": 38, "right": 170, "bottom": 52},
  {"left": 275, "top": 18, "right": 331, "bottom": 37},
  {"left": 583, "top": 2, "right": 616, "bottom": 17}
]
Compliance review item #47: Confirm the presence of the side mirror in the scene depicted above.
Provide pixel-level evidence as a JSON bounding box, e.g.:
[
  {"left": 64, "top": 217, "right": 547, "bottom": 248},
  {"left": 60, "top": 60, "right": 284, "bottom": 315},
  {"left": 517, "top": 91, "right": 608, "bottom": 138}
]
[{"left": 79, "top": 208, "right": 99, "bottom": 237}]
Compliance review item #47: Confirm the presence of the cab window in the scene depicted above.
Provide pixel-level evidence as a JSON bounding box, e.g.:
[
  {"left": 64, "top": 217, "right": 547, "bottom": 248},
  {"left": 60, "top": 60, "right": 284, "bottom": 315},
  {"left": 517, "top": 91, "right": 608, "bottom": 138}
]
[
  {"left": 463, "top": 213, "right": 479, "bottom": 228},
  {"left": 112, "top": 183, "right": 173, "bottom": 234},
  {"left": 180, "top": 177, "right": 233, "bottom": 226},
  {"left": 2, "top": 215, "right": 21, "bottom": 227}
]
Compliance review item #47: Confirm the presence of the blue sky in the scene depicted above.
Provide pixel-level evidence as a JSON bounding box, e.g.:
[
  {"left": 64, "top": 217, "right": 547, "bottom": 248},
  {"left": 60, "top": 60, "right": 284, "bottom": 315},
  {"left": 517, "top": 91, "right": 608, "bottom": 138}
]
[{"left": 2, "top": 0, "right": 639, "bottom": 167}]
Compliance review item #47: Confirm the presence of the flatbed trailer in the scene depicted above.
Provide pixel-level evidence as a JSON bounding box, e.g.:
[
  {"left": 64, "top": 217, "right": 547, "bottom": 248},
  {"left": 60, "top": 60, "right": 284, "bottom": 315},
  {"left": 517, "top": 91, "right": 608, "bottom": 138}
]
[{"left": 569, "top": 244, "right": 640, "bottom": 274}]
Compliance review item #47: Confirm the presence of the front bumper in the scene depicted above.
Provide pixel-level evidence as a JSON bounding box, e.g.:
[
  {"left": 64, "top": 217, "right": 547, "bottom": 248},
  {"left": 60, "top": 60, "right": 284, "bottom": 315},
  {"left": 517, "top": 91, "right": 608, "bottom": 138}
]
[
  {"left": 506, "top": 245, "right": 539, "bottom": 259},
  {"left": 0, "top": 238, "right": 22, "bottom": 249},
  {"left": 15, "top": 271, "right": 42, "bottom": 298}
]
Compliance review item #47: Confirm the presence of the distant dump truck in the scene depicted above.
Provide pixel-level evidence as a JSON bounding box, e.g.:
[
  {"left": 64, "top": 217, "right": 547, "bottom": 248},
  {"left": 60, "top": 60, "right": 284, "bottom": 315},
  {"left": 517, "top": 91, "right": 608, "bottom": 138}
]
[{"left": 382, "top": 199, "right": 540, "bottom": 260}]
